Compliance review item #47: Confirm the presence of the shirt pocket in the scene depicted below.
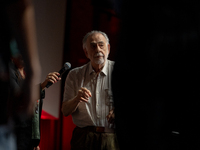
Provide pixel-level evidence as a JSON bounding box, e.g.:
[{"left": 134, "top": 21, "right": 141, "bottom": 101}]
[{"left": 105, "top": 89, "right": 114, "bottom": 110}]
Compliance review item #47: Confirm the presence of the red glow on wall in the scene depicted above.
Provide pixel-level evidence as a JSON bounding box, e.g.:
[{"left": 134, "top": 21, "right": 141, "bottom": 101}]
[{"left": 41, "top": 110, "right": 58, "bottom": 120}]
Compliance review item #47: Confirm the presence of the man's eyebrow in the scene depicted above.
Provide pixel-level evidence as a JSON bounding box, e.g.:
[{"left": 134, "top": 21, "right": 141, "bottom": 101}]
[
  {"left": 98, "top": 41, "right": 104, "bottom": 44},
  {"left": 90, "top": 41, "right": 104, "bottom": 44}
]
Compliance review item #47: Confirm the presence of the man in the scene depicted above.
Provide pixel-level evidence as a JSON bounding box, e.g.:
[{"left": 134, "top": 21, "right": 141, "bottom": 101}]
[{"left": 62, "top": 31, "right": 119, "bottom": 150}]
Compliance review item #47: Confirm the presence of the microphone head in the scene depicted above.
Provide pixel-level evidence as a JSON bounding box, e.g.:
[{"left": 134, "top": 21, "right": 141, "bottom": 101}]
[{"left": 64, "top": 62, "right": 71, "bottom": 70}]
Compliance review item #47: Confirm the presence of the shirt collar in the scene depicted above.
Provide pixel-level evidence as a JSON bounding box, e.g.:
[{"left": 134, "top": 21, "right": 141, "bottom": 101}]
[
  {"left": 101, "top": 60, "right": 108, "bottom": 76},
  {"left": 89, "top": 60, "right": 108, "bottom": 76}
]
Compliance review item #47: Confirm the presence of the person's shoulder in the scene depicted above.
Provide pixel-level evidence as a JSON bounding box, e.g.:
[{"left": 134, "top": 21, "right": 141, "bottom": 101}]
[
  {"left": 69, "top": 62, "right": 89, "bottom": 75},
  {"left": 107, "top": 60, "right": 115, "bottom": 67},
  {"left": 9, "top": 62, "right": 17, "bottom": 77}
]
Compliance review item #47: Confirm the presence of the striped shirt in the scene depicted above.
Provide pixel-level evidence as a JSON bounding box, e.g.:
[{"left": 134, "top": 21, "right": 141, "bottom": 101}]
[{"left": 63, "top": 60, "right": 114, "bottom": 128}]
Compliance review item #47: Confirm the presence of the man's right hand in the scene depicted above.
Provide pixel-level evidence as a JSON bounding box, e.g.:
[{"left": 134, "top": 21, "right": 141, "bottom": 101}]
[
  {"left": 75, "top": 87, "right": 92, "bottom": 103},
  {"left": 62, "top": 87, "right": 92, "bottom": 116}
]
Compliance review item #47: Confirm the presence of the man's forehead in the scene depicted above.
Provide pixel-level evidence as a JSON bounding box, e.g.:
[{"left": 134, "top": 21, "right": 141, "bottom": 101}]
[
  {"left": 90, "top": 41, "right": 104, "bottom": 44},
  {"left": 87, "top": 33, "right": 107, "bottom": 43}
]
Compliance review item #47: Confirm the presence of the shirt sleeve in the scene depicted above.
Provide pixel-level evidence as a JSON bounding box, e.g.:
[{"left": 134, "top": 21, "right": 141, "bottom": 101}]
[{"left": 63, "top": 70, "right": 76, "bottom": 102}]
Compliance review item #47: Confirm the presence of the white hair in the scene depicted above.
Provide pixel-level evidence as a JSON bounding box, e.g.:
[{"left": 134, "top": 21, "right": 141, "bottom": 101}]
[{"left": 82, "top": 30, "right": 110, "bottom": 49}]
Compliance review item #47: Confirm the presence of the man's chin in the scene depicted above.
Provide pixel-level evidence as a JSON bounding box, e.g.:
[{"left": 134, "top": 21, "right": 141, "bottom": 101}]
[{"left": 94, "top": 58, "right": 105, "bottom": 65}]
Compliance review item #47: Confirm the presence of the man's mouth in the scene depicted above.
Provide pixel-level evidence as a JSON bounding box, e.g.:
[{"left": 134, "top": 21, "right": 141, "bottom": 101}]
[{"left": 94, "top": 52, "right": 104, "bottom": 58}]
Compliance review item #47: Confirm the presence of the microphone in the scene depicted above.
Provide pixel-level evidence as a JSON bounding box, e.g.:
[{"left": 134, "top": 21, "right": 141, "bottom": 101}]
[{"left": 46, "top": 62, "right": 71, "bottom": 88}]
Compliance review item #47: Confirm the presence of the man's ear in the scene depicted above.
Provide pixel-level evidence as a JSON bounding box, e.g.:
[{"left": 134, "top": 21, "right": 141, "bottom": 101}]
[
  {"left": 107, "top": 44, "right": 111, "bottom": 55},
  {"left": 83, "top": 48, "right": 89, "bottom": 58}
]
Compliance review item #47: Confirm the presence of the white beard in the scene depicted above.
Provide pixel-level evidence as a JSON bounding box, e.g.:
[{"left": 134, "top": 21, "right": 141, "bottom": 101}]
[
  {"left": 94, "top": 57, "right": 105, "bottom": 65},
  {"left": 93, "top": 52, "right": 108, "bottom": 65}
]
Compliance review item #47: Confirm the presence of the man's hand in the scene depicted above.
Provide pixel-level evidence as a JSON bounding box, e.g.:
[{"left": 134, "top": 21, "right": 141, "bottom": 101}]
[
  {"left": 62, "top": 87, "right": 92, "bottom": 116},
  {"left": 75, "top": 87, "right": 92, "bottom": 103},
  {"left": 107, "top": 109, "right": 115, "bottom": 124},
  {"left": 41, "top": 72, "right": 61, "bottom": 90}
]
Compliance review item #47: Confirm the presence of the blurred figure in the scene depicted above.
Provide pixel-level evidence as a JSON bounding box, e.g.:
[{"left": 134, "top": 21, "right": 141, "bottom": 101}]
[
  {"left": 0, "top": 0, "right": 41, "bottom": 149},
  {"left": 112, "top": 1, "right": 200, "bottom": 150},
  {"left": 62, "top": 31, "right": 119, "bottom": 150},
  {"left": 10, "top": 52, "right": 61, "bottom": 150}
]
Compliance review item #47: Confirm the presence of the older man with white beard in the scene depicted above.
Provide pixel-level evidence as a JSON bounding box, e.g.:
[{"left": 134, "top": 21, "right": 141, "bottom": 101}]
[{"left": 62, "top": 31, "right": 119, "bottom": 150}]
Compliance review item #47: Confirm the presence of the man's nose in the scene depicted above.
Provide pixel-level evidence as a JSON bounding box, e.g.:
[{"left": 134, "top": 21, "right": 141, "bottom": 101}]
[{"left": 95, "top": 45, "right": 101, "bottom": 52}]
